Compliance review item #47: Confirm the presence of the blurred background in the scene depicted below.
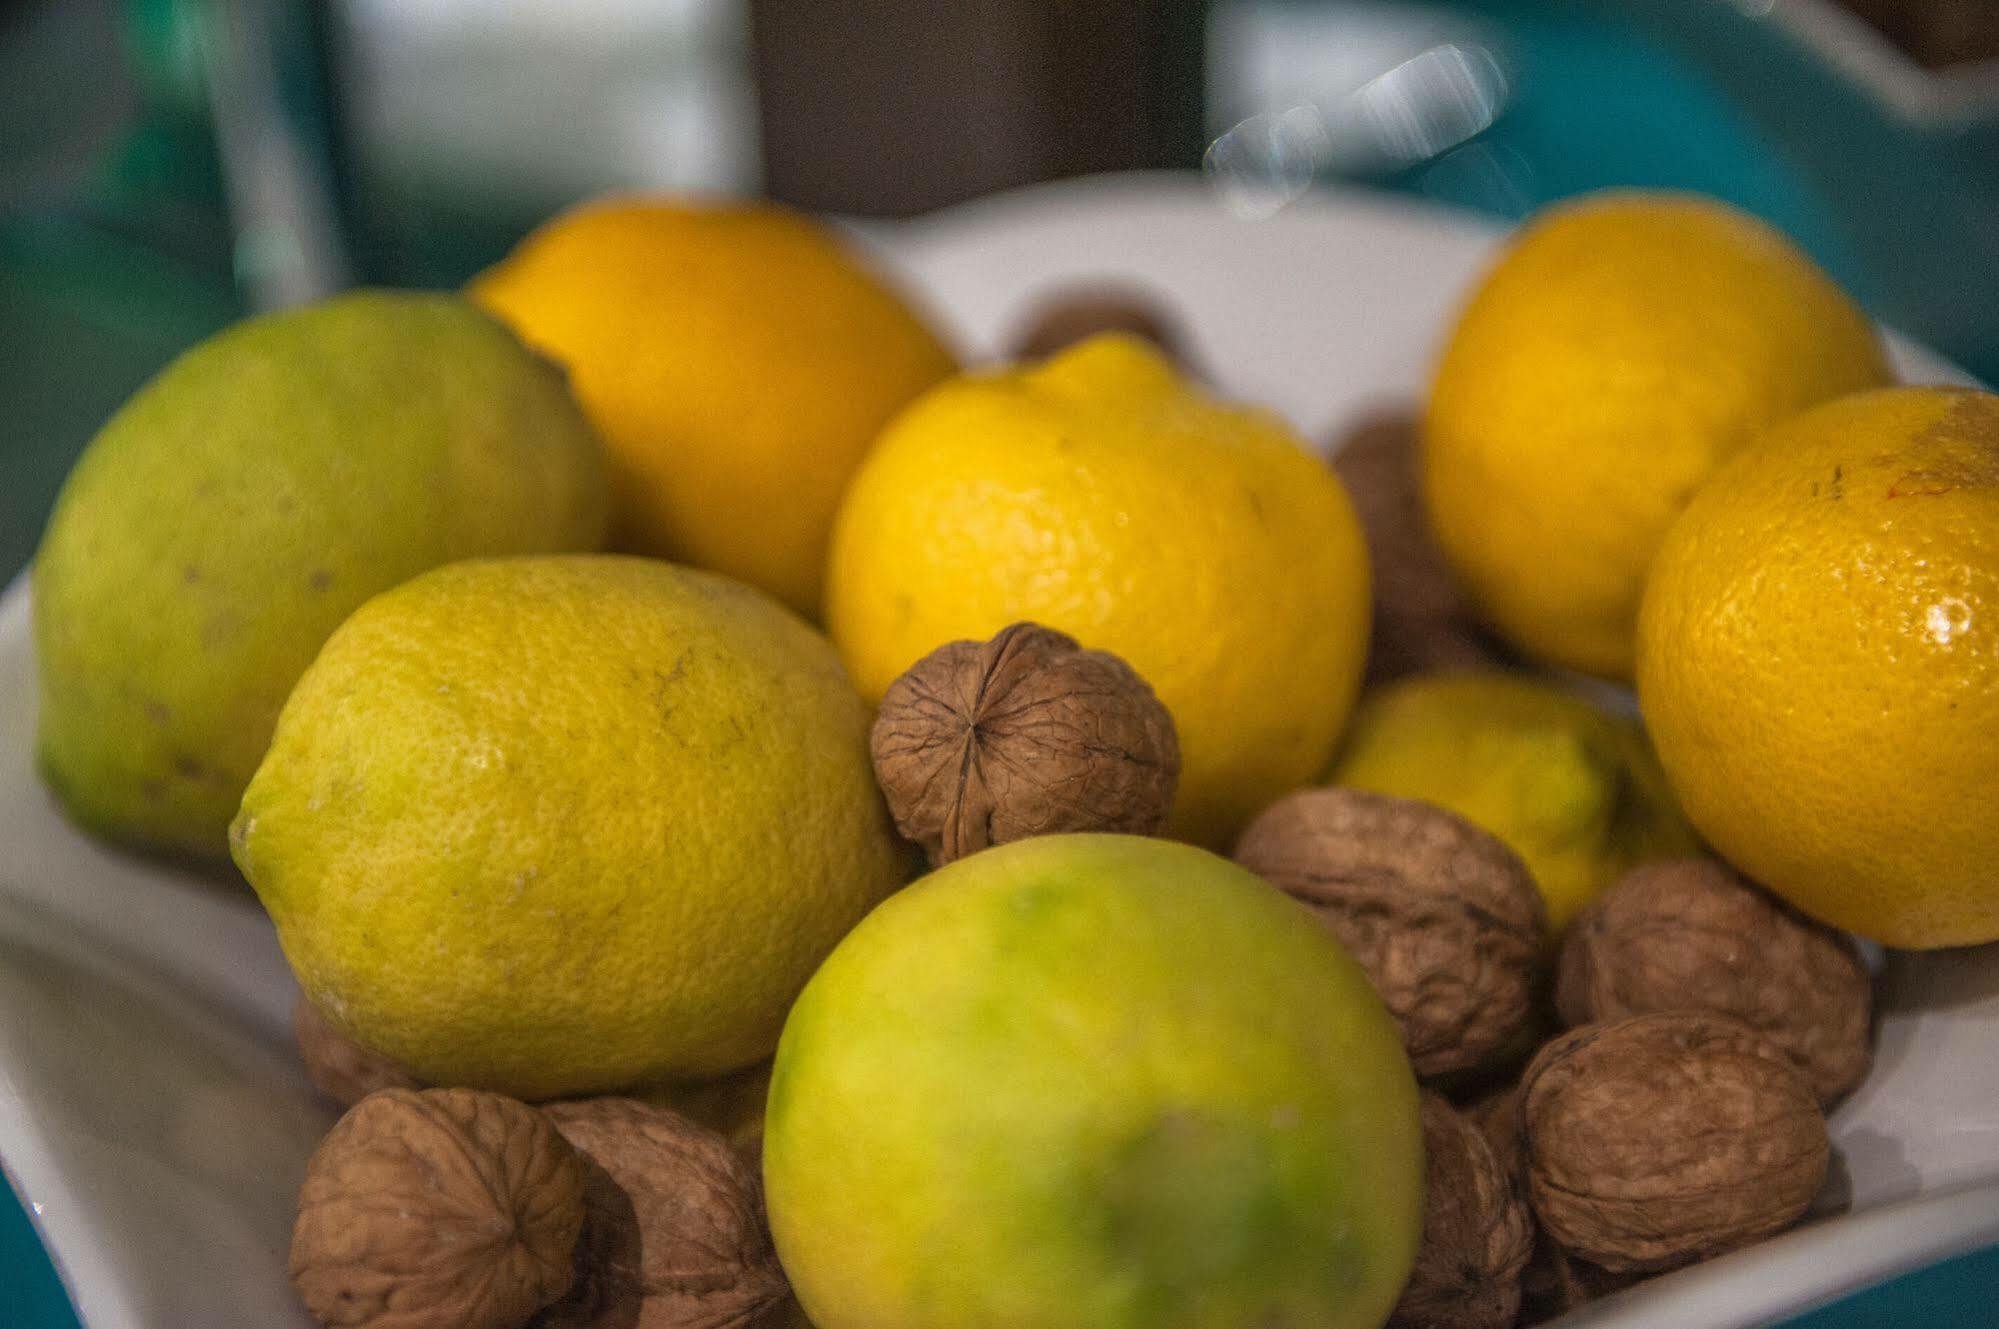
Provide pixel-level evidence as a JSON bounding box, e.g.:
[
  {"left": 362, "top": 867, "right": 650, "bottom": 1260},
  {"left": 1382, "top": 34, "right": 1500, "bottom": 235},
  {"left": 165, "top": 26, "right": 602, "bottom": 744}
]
[{"left": 5, "top": 0, "right": 1999, "bottom": 582}]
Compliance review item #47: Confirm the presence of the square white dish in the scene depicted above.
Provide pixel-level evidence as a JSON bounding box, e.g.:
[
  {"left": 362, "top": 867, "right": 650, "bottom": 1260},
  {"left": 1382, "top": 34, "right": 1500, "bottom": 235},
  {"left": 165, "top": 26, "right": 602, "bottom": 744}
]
[{"left": 2, "top": 173, "right": 1996, "bottom": 1329}]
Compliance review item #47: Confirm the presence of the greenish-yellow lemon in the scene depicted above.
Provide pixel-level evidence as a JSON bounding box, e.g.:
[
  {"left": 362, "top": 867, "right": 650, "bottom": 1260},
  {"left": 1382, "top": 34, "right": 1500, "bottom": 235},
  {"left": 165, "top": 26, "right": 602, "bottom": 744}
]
[
  {"left": 1327, "top": 672, "right": 1697, "bottom": 933},
  {"left": 33, "top": 291, "right": 608, "bottom": 856},
  {"left": 765, "top": 833, "right": 1422, "bottom": 1329},
  {"left": 233, "top": 555, "right": 908, "bottom": 1099}
]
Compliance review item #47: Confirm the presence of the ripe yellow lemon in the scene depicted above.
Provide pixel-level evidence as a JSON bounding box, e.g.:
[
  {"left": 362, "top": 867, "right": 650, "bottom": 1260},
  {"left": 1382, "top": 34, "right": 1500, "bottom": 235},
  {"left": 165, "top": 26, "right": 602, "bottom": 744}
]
[
  {"left": 232, "top": 556, "right": 908, "bottom": 1098},
  {"left": 471, "top": 199, "right": 957, "bottom": 616},
  {"left": 1327, "top": 672, "right": 1697, "bottom": 933},
  {"left": 1424, "top": 192, "right": 1890, "bottom": 679},
  {"left": 825, "top": 335, "right": 1372, "bottom": 848},
  {"left": 1638, "top": 386, "right": 1999, "bottom": 948}
]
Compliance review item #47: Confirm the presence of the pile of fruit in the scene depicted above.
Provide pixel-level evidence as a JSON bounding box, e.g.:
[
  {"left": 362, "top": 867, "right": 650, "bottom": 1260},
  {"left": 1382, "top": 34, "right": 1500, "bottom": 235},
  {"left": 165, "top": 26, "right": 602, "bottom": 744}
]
[{"left": 28, "top": 189, "right": 1998, "bottom": 1329}]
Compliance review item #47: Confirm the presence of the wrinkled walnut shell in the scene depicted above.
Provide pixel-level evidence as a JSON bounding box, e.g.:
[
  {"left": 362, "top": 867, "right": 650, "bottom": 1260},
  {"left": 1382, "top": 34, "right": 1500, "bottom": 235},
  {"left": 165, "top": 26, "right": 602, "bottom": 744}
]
[
  {"left": 871, "top": 622, "right": 1179, "bottom": 865},
  {"left": 1329, "top": 414, "right": 1506, "bottom": 685},
  {"left": 1557, "top": 859, "right": 1873, "bottom": 1104},
  {"left": 1521, "top": 1013, "right": 1829, "bottom": 1273},
  {"left": 294, "top": 997, "right": 423, "bottom": 1107},
  {"left": 1234, "top": 787, "right": 1545, "bottom": 1077},
  {"left": 291, "top": 1088, "right": 585, "bottom": 1329},
  {"left": 1464, "top": 1084, "right": 1525, "bottom": 1189},
  {"left": 1389, "top": 1094, "right": 1533, "bottom": 1329},
  {"left": 534, "top": 1098, "right": 787, "bottom": 1329}
]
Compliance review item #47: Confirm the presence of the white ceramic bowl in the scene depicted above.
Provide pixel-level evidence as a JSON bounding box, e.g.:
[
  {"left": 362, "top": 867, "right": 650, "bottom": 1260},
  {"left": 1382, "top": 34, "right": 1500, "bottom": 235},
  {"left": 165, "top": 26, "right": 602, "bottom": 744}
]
[{"left": 3, "top": 174, "right": 1996, "bottom": 1329}]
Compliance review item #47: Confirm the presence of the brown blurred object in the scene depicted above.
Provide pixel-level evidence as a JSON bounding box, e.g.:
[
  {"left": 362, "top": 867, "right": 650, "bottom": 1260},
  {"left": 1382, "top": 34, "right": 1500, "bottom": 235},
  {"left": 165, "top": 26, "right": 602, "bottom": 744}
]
[
  {"left": 1838, "top": 0, "right": 1999, "bottom": 68},
  {"left": 1006, "top": 286, "right": 1195, "bottom": 369},
  {"left": 748, "top": 1, "right": 1205, "bottom": 217},
  {"left": 1518, "top": 1233, "right": 1639, "bottom": 1325},
  {"left": 1330, "top": 412, "right": 1508, "bottom": 685}
]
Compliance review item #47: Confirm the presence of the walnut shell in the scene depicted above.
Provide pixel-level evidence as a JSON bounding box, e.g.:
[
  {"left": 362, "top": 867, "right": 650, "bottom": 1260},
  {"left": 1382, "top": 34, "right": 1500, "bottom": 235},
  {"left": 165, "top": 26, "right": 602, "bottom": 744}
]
[
  {"left": 1007, "top": 287, "right": 1192, "bottom": 369},
  {"left": 1234, "top": 787, "right": 1546, "bottom": 1077},
  {"left": 534, "top": 1098, "right": 787, "bottom": 1329},
  {"left": 871, "top": 622, "right": 1179, "bottom": 865},
  {"left": 1464, "top": 1084, "right": 1525, "bottom": 1189},
  {"left": 1556, "top": 859, "right": 1873, "bottom": 1104},
  {"left": 294, "top": 997, "right": 423, "bottom": 1107},
  {"left": 1329, "top": 414, "right": 1506, "bottom": 685},
  {"left": 290, "top": 1088, "right": 585, "bottom": 1329},
  {"left": 1521, "top": 1012, "right": 1829, "bottom": 1273},
  {"left": 1389, "top": 1094, "right": 1533, "bottom": 1329}
]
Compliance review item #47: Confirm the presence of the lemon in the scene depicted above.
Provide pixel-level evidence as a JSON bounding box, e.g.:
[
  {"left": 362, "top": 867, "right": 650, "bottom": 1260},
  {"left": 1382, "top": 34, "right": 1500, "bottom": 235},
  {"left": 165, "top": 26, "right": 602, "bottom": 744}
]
[
  {"left": 1424, "top": 192, "right": 1890, "bottom": 678},
  {"left": 826, "top": 335, "right": 1371, "bottom": 848},
  {"left": 232, "top": 556, "right": 908, "bottom": 1098},
  {"left": 32, "top": 292, "right": 608, "bottom": 857},
  {"left": 470, "top": 199, "right": 958, "bottom": 616},
  {"left": 1327, "top": 672, "right": 1697, "bottom": 932},
  {"left": 764, "top": 834, "right": 1422, "bottom": 1329},
  {"left": 1638, "top": 386, "right": 1999, "bottom": 948}
]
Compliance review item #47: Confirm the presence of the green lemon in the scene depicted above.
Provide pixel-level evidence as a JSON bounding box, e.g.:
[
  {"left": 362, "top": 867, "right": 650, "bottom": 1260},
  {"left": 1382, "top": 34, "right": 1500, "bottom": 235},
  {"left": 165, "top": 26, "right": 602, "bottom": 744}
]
[
  {"left": 764, "top": 833, "right": 1422, "bottom": 1329},
  {"left": 232, "top": 555, "right": 908, "bottom": 1099},
  {"left": 33, "top": 291, "right": 608, "bottom": 856}
]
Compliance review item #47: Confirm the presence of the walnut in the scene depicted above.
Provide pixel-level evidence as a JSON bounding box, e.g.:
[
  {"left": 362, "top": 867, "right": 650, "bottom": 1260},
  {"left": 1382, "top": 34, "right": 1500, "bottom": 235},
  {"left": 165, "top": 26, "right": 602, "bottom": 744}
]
[
  {"left": 294, "top": 997, "right": 423, "bottom": 1107},
  {"left": 1329, "top": 413, "right": 1507, "bottom": 685},
  {"left": 534, "top": 1098, "right": 787, "bottom": 1329},
  {"left": 290, "top": 1088, "right": 585, "bottom": 1329},
  {"left": 871, "top": 622, "right": 1179, "bottom": 865},
  {"left": 1389, "top": 1094, "right": 1532, "bottom": 1329},
  {"left": 1007, "top": 286, "right": 1193, "bottom": 369},
  {"left": 1463, "top": 1084, "right": 1525, "bottom": 1188},
  {"left": 1556, "top": 859, "right": 1873, "bottom": 1104},
  {"left": 1234, "top": 788, "right": 1545, "bottom": 1077},
  {"left": 1520, "top": 1012, "right": 1829, "bottom": 1273}
]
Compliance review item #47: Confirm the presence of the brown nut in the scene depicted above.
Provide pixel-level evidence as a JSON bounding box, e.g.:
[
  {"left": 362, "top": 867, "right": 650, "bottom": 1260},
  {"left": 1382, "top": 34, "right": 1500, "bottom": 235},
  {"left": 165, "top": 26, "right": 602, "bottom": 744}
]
[
  {"left": 1556, "top": 859, "right": 1873, "bottom": 1104},
  {"left": 290, "top": 1087, "right": 585, "bottom": 1329},
  {"left": 1006, "top": 287, "right": 1192, "bottom": 368},
  {"left": 1521, "top": 1012, "right": 1829, "bottom": 1273},
  {"left": 871, "top": 622, "right": 1179, "bottom": 865},
  {"left": 294, "top": 997, "right": 423, "bottom": 1107},
  {"left": 1329, "top": 414, "right": 1506, "bottom": 685},
  {"left": 1389, "top": 1094, "right": 1533, "bottom": 1329},
  {"left": 1464, "top": 1084, "right": 1525, "bottom": 1188},
  {"left": 534, "top": 1098, "right": 787, "bottom": 1329},
  {"left": 1234, "top": 787, "right": 1546, "bottom": 1077}
]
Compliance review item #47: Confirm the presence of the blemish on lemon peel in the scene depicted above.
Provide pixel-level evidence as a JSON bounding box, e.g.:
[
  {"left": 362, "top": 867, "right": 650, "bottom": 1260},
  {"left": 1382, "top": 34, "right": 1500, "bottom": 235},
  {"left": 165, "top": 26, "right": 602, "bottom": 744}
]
[{"left": 1888, "top": 393, "right": 1999, "bottom": 498}]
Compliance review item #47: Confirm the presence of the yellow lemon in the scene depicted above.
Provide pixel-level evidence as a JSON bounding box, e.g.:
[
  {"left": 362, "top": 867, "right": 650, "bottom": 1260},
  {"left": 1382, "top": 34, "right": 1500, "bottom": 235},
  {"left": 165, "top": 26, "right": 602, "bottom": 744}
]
[
  {"left": 471, "top": 199, "right": 957, "bottom": 617},
  {"left": 825, "top": 335, "right": 1372, "bottom": 848},
  {"left": 1424, "top": 192, "right": 1890, "bottom": 679},
  {"left": 1638, "top": 386, "right": 1999, "bottom": 948},
  {"left": 1327, "top": 672, "right": 1697, "bottom": 932},
  {"left": 232, "top": 556, "right": 908, "bottom": 1098}
]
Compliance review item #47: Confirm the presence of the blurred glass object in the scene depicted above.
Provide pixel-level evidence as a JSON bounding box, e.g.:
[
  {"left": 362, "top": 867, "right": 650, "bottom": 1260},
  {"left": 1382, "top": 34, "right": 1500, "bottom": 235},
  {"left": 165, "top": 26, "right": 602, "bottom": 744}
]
[
  {"left": 1206, "top": 0, "right": 1999, "bottom": 382},
  {"left": 1206, "top": 35, "right": 1508, "bottom": 215}
]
